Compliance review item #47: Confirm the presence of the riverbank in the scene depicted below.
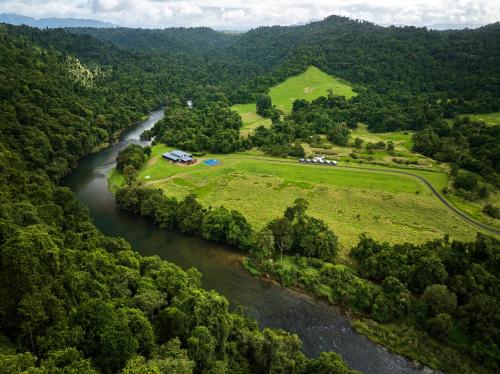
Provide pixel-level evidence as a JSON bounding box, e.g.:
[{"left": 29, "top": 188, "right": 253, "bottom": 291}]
[
  {"left": 241, "top": 255, "right": 490, "bottom": 374},
  {"left": 65, "top": 110, "right": 423, "bottom": 373}
]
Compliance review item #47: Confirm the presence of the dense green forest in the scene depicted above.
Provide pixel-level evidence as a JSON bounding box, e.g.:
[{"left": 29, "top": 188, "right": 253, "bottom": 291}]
[
  {"left": 0, "top": 25, "right": 359, "bottom": 373},
  {"left": 1, "top": 14, "right": 500, "bottom": 373},
  {"left": 413, "top": 117, "right": 500, "bottom": 187},
  {"left": 115, "top": 167, "right": 499, "bottom": 372},
  {"left": 74, "top": 16, "right": 500, "bottom": 126}
]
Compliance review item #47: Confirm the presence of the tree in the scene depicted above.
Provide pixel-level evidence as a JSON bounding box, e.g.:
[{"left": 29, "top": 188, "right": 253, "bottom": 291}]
[
  {"left": 422, "top": 284, "right": 457, "bottom": 316},
  {"left": 268, "top": 217, "right": 294, "bottom": 261},
  {"left": 256, "top": 94, "right": 272, "bottom": 116},
  {"left": 327, "top": 123, "right": 350, "bottom": 146},
  {"left": 117, "top": 144, "right": 146, "bottom": 172},
  {"left": 387, "top": 141, "right": 395, "bottom": 154},
  {"left": 71, "top": 300, "right": 139, "bottom": 374},
  {"left": 353, "top": 137, "right": 364, "bottom": 148},
  {"left": 123, "top": 165, "right": 138, "bottom": 186},
  {"left": 482, "top": 204, "right": 499, "bottom": 219},
  {"left": 454, "top": 173, "right": 478, "bottom": 192},
  {"left": 284, "top": 198, "right": 309, "bottom": 222},
  {"left": 177, "top": 194, "right": 204, "bottom": 234},
  {"left": 187, "top": 326, "right": 217, "bottom": 372},
  {"left": 143, "top": 146, "right": 152, "bottom": 159},
  {"left": 427, "top": 313, "right": 453, "bottom": 340},
  {"left": 253, "top": 228, "right": 275, "bottom": 263},
  {"left": 294, "top": 217, "right": 338, "bottom": 260},
  {"left": 305, "top": 351, "right": 357, "bottom": 374}
]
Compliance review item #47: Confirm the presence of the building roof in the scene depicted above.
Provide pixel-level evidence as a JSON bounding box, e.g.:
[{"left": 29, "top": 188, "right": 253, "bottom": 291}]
[
  {"left": 170, "top": 150, "right": 192, "bottom": 158},
  {"left": 162, "top": 150, "right": 193, "bottom": 162}
]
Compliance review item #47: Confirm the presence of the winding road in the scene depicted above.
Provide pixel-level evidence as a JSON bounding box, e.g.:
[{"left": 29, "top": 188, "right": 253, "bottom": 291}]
[
  {"left": 335, "top": 164, "right": 500, "bottom": 236},
  {"left": 214, "top": 155, "right": 500, "bottom": 236},
  {"left": 145, "top": 152, "right": 500, "bottom": 236}
]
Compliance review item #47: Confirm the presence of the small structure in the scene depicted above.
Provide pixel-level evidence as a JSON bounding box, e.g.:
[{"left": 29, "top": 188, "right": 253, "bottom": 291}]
[
  {"left": 162, "top": 150, "right": 195, "bottom": 164},
  {"left": 203, "top": 159, "right": 221, "bottom": 167}
]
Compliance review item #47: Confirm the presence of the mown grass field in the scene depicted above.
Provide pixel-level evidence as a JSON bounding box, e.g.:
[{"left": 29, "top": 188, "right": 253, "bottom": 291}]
[
  {"left": 231, "top": 66, "right": 356, "bottom": 134},
  {"left": 268, "top": 66, "right": 356, "bottom": 113},
  {"left": 110, "top": 144, "right": 479, "bottom": 253}
]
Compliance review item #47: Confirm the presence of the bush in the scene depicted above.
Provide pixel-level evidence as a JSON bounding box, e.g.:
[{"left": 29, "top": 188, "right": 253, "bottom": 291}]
[
  {"left": 427, "top": 313, "right": 453, "bottom": 340},
  {"left": 422, "top": 285, "right": 457, "bottom": 316},
  {"left": 482, "top": 204, "right": 499, "bottom": 219},
  {"left": 116, "top": 144, "right": 146, "bottom": 171},
  {"left": 454, "top": 173, "right": 478, "bottom": 192}
]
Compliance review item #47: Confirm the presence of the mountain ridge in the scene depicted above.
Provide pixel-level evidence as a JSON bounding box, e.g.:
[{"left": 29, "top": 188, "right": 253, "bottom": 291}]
[{"left": 0, "top": 13, "right": 116, "bottom": 28}]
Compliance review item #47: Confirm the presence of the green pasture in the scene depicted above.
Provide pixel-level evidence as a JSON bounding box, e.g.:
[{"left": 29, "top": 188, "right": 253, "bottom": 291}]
[
  {"left": 461, "top": 112, "right": 500, "bottom": 126},
  {"left": 111, "top": 144, "right": 478, "bottom": 252},
  {"left": 231, "top": 66, "right": 356, "bottom": 134},
  {"left": 268, "top": 66, "right": 356, "bottom": 113}
]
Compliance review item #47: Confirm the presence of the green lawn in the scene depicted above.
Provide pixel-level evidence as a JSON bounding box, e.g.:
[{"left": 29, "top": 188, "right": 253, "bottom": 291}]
[
  {"left": 268, "top": 66, "right": 356, "bottom": 113},
  {"left": 231, "top": 66, "right": 356, "bottom": 135},
  {"left": 461, "top": 112, "right": 500, "bottom": 126},
  {"left": 111, "top": 144, "right": 479, "bottom": 253}
]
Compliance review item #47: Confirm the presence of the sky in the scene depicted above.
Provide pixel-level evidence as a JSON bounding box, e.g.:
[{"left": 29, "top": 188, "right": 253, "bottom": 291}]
[{"left": 0, "top": 0, "right": 499, "bottom": 30}]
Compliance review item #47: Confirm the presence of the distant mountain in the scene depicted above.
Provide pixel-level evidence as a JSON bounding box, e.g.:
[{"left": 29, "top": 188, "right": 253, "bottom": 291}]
[{"left": 0, "top": 13, "right": 116, "bottom": 28}]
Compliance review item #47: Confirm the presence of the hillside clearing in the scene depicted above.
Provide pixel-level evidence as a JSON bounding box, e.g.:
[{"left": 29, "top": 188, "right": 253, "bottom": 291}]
[
  {"left": 269, "top": 66, "right": 356, "bottom": 113},
  {"left": 231, "top": 66, "right": 356, "bottom": 135}
]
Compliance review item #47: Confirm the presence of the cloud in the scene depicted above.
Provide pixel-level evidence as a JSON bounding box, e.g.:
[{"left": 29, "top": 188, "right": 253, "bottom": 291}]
[{"left": 0, "top": 0, "right": 498, "bottom": 29}]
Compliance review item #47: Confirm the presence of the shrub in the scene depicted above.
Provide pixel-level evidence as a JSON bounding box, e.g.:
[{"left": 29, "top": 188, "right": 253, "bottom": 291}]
[
  {"left": 454, "top": 173, "right": 478, "bottom": 192},
  {"left": 427, "top": 313, "right": 453, "bottom": 340},
  {"left": 482, "top": 204, "right": 499, "bottom": 219}
]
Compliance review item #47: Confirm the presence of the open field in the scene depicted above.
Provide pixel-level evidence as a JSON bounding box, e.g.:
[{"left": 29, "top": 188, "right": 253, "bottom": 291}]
[
  {"left": 231, "top": 66, "right": 356, "bottom": 134},
  {"left": 110, "top": 144, "right": 481, "bottom": 253},
  {"left": 231, "top": 103, "right": 272, "bottom": 135},
  {"left": 268, "top": 66, "right": 357, "bottom": 113},
  {"left": 461, "top": 112, "right": 500, "bottom": 126}
]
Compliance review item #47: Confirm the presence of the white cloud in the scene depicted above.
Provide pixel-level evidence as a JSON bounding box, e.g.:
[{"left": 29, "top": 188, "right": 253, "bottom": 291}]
[{"left": 0, "top": 0, "right": 498, "bottom": 29}]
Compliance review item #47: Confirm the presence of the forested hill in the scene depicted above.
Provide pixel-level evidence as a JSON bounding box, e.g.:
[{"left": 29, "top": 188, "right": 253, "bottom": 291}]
[
  {"left": 72, "top": 16, "right": 500, "bottom": 114},
  {"left": 70, "top": 27, "right": 236, "bottom": 56},
  {"left": 0, "top": 22, "right": 359, "bottom": 373}
]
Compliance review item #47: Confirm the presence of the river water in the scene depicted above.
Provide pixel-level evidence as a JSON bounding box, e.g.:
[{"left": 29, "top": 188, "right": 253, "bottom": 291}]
[{"left": 65, "top": 109, "right": 422, "bottom": 373}]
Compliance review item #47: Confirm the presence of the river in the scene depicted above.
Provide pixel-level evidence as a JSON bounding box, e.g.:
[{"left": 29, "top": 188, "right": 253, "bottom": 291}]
[{"left": 65, "top": 109, "right": 422, "bottom": 373}]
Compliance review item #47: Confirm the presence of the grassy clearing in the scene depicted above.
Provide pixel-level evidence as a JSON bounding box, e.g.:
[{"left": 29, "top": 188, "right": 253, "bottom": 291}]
[
  {"left": 268, "top": 66, "right": 356, "bottom": 113},
  {"left": 461, "top": 111, "right": 500, "bottom": 126},
  {"left": 231, "top": 103, "right": 272, "bottom": 135},
  {"left": 231, "top": 66, "right": 356, "bottom": 135},
  {"left": 351, "top": 124, "right": 414, "bottom": 151},
  {"left": 111, "top": 144, "right": 479, "bottom": 254}
]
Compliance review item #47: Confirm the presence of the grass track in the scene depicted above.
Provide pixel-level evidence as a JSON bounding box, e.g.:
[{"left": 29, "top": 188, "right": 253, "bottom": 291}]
[{"left": 111, "top": 145, "right": 488, "bottom": 253}]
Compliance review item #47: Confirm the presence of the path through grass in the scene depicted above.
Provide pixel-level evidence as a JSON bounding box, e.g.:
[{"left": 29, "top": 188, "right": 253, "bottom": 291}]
[{"left": 111, "top": 145, "right": 479, "bottom": 254}]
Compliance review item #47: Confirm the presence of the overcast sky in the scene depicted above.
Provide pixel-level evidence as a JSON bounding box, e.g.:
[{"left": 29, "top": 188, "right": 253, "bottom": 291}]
[{"left": 0, "top": 0, "right": 499, "bottom": 29}]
